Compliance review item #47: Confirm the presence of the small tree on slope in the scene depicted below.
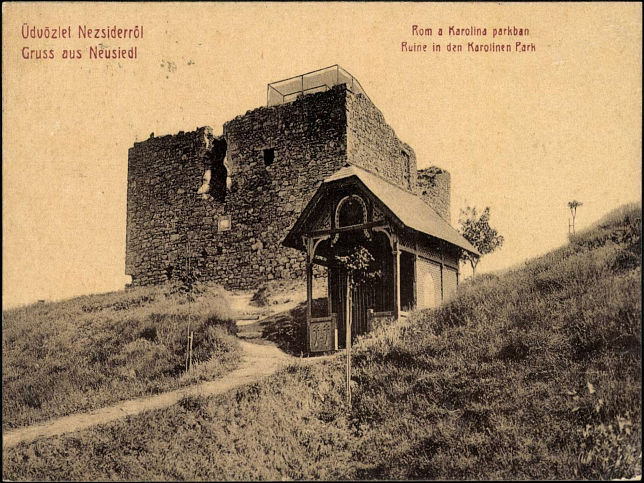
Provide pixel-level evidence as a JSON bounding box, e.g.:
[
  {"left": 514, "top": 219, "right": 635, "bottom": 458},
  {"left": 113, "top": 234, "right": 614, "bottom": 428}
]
[
  {"left": 458, "top": 206, "right": 504, "bottom": 276},
  {"left": 568, "top": 200, "right": 583, "bottom": 235}
]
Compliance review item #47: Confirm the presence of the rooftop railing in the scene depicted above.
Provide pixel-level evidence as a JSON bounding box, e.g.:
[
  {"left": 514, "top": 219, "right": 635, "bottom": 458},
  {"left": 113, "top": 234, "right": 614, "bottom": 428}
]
[{"left": 267, "top": 65, "right": 370, "bottom": 107}]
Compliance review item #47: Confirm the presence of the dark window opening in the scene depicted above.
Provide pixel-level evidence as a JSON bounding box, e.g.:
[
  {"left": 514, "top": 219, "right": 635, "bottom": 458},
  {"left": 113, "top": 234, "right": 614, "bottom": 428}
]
[
  {"left": 338, "top": 197, "right": 365, "bottom": 227},
  {"left": 263, "top": 148, "right": 275, "bottom": 166}
]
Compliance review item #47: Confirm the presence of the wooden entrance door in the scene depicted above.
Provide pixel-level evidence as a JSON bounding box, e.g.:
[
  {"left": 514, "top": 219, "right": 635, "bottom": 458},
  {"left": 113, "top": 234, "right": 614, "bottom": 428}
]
[
  {"left": 329, "top": 265, "right": 376, "bottom": 347},
  {"left": 327, "top": 232, "right": 395, "bottom": 347}
]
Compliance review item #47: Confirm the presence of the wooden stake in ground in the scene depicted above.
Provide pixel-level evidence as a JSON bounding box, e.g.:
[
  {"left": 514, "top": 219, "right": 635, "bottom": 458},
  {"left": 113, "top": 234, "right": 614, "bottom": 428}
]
[
  {"left": 185, "top": 240, "right": 193, "bottom": 374},
  {"left": 188, "top": 331, "right": 195, "bottom": 372},
  {"left": 345, "top": 272, "right": 352, "bottom": 408}
]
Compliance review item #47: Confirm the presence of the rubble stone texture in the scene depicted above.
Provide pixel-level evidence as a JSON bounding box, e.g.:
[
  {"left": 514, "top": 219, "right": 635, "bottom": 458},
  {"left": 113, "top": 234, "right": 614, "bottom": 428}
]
[
  {"left": 126, "top": 84, "right": 451, "bottom": 289},
  {"left": 417, "top": 167, "right": 451, "bottom": 223}
]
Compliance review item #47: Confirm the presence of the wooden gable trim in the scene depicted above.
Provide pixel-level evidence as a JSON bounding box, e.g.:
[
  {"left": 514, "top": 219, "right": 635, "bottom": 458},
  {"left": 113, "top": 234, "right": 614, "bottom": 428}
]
[{"left": 308, "top": 220, "right": 388, "bottom": 238}]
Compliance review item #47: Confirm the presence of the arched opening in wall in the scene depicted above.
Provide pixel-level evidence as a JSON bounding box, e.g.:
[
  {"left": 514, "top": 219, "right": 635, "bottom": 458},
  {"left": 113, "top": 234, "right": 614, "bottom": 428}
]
[{"left": 336, "top": 195, "right": 367, "bottom": 228}]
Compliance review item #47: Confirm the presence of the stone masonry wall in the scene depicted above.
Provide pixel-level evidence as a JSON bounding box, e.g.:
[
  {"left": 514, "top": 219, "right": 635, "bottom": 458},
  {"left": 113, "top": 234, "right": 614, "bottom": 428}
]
[
  {"left": 127, "top": 86, "right": 348, "bottom": 289},
  {"left": 125, "top": 127, "right": 226, "bottom": 286},
  {"left": 126, "top": 82, "right": 451, "bottom": 290},
  {"left": 219, "top": 85, "right": 348, "bottom": 288},
  {"left": 416, "top": 166, "right": 451, "bottom": 223},
  {"left": 346, "top": 89, "right": 417, "bottom": 192}
]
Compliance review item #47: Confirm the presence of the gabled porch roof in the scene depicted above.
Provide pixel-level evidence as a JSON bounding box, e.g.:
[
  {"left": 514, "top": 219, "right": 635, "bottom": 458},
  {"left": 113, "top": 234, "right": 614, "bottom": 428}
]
[{"left": 284, "top": 164, "right": 480, "bottom": 256}]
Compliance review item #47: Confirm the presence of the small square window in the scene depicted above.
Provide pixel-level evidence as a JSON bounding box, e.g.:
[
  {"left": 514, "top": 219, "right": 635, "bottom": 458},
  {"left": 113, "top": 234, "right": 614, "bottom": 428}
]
[{"left": 263, "top": 148, "right": 275, "bottom": 166}]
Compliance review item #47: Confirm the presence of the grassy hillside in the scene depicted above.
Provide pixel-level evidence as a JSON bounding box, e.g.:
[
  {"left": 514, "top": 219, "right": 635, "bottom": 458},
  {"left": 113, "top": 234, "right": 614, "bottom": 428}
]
[
  {"left": 347, "top": 202, "right": 641, "bottom": 479},
  {"left": 3, "top": 203, "right": 641, "bottom": 480},
  {"left": 2, "top": 283, "right": 240, "bottom": 430}
]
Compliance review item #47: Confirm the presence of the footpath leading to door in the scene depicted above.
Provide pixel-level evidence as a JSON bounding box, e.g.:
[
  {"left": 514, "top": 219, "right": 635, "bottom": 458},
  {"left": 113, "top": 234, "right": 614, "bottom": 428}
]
[
  {"left": 4, "top": 289, "right": 334, "bottom": 450},
  {"left": 2, "top": 339, "right": 295, "bottom": 449}
]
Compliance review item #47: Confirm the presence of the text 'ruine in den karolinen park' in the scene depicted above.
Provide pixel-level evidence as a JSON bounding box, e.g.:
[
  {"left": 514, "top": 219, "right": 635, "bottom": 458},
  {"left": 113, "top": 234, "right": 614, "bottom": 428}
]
[
  {"left": 401, "top": 25, "right": 536, "bottom": 53},
  {"left": 20, "top": 24, "right": 144, "bottom": 60}
]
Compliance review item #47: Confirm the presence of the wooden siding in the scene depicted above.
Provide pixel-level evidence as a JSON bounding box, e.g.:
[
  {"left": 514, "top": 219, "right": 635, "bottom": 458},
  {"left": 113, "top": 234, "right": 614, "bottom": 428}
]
[
  {"left": 417, "top": 257, "right": 442, "bottom": 309},
  {"left": 443, "top": 266, "right": 458, "bottom": 301}
]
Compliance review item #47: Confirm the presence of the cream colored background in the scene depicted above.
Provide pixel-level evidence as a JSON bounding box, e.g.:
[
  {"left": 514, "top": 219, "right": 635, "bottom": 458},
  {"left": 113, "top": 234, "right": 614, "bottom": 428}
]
[{"left": 2, "top": 2, "right": 642, "bottom": 309}]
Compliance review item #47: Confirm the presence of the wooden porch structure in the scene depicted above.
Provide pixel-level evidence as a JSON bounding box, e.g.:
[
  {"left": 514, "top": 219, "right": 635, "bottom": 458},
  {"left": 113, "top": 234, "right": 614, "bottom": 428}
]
[{"left": 283, "top": 165, "right": 479, "bottom": 353}]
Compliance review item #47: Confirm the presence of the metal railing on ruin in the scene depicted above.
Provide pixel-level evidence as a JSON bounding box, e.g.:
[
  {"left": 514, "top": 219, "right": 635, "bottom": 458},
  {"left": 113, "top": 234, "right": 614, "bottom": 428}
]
[{"left": 267, "top": 64, "right": 371, "bottom": 107}]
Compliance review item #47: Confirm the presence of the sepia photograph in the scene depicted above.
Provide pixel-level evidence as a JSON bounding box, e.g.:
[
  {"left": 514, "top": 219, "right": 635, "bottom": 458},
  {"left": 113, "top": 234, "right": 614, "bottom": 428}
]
[{"left": 2, "top": 2, "right": 642, "bottom": 480}]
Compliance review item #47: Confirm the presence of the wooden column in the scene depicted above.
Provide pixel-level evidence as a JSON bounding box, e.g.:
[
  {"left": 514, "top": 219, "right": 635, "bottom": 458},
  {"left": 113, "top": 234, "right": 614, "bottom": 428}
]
[
  {"left": 327, "top": 266, "right": 333, "bottom": 316},
  {"left": 305, "top": 237, "right": 313, "bottom": 354},
  {"left": 306, "top": 261, "right": 312, "bottom": 353},
  {"left": 456, "top": 249, "right": 460, "bottom": 287},
  {"left": 345, "top": 272, "right": 352, "bottom": 407},
  {"left": 440, "top": 244, "right": 445, "bottom": 303},
  {"left": 393, "top": 241, "right": 400, "bottom": 319},
  {"left": 413, "top": 238, "right": 419, "bottom": 310},
  {"left": 412, "top": 253, "right": 418, "bottom": 310}
]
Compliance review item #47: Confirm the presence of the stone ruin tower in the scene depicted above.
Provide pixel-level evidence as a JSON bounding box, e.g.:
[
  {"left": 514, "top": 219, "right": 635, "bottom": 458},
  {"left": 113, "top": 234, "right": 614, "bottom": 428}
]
[{"left": 125, "top": 65, "right": 452, "bottom": 289}]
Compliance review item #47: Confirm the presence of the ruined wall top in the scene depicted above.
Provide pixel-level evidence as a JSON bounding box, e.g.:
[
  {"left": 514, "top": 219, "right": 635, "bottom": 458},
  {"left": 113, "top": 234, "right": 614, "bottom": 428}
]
[
  {"left": 126, "top": 70, "right": 451, "bottom": 290},
  {"left": 417, "top": 166, "right": 451, "bottom": 223},
  {"left": 223, "top": 82, "right": 418, "bottom": 193}
]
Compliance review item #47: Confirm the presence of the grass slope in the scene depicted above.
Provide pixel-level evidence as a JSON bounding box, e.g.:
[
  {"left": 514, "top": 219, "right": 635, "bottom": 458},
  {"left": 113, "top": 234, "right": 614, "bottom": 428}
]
[
  {"left": 2, "top": 283, "right": 240, "bottom": 430},
  {"left": 3, "top": 203, "right": 641, "bottom": 480},
  {"left": 348, "top": 202, "right": 641, "bottom": 479}
]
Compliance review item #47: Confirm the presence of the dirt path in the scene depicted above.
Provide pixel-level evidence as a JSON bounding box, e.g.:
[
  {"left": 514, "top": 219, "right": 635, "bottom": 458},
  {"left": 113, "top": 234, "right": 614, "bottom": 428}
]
[
  {"left": 3, "top": 289, "right": 336, "bottom": 450},
  {"left": 2, "top": 340, "right": 299, "bottom": 450},
  {"left": 228, "top": 291, "right": 305, "bottom": 325}
]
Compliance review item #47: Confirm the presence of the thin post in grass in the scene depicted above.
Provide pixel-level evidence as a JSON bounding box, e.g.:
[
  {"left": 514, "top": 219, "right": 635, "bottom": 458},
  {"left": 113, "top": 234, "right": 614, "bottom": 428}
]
[
  {"left": 185, "top": 240, "right": 193, "bottom": 374},
  {"left": 188, "top": 331, "right": 194, "bottom": 372},
  {"left": 345, "top": 272, "right": 352, "bottom": 408}
]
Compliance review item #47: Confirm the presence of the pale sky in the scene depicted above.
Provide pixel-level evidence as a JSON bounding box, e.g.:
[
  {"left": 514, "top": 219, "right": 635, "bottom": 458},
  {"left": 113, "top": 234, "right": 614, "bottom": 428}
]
[{"left": 3, "top": 2, "right": 642, "bottom": 309}]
